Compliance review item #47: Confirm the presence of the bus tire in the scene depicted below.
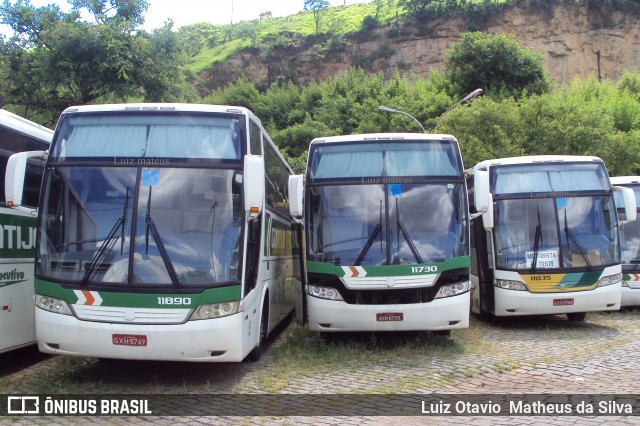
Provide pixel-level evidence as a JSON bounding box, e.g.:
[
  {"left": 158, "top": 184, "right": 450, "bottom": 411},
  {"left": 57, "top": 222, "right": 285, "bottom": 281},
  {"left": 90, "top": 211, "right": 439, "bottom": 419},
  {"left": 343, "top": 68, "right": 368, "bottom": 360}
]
[
  {"left": 567, "top": 312, "right": 586, "bottom": 322},
  {"left": 247, "top": 297, "right": 269, "bottom": 362}
]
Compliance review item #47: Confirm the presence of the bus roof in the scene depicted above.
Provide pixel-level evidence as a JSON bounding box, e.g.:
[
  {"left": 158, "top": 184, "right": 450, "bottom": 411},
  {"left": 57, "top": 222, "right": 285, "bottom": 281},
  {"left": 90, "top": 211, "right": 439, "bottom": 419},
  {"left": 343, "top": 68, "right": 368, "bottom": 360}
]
[
  {"left": 0, "top": 109, "right": 53, "bottom": 144},
  {"left": 309, "top": 133, "right": 457, "bottom": 145},
  {"left": 611, "top": 176, "right": 640, "bottom": 185},
  {"left": 61, "top": 103, "right": 261, "bottom": 124},
  {"left": 471, "top": 155, "right": 604, "bottom": 172}
]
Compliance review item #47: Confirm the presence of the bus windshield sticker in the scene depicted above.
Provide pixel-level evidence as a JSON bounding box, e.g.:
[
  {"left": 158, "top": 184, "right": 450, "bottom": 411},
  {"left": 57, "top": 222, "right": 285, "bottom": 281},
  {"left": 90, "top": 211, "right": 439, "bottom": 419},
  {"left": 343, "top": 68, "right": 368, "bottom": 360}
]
[
  {"left": 556, "top": 197, "right": 567, "bottom": 209},
  {"left": 525, "top": 249, "right": 559, "bottom": 268},
  {"left": 388, "top": 184, "right": 402, "bottom": 197},
  {"left": 142, "top": 169, "right": 159, "bottom": 187}
]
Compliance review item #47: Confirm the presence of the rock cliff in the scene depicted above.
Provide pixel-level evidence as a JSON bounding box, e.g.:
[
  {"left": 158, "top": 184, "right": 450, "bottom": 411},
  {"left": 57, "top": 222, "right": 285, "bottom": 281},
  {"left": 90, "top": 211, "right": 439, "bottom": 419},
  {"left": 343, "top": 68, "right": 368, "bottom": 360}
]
[{"left": 199, "top": 4, "right": 639, "bottom": 92}]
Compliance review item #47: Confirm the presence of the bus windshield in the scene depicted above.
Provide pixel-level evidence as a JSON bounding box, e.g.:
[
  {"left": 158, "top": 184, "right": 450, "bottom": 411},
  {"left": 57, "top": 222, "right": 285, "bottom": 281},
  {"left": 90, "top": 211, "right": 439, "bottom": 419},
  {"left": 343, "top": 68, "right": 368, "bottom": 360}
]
[
  {"left": 494, "top": 196, "right": 618, "bottom": 271},
  {"left": 38, "top": 166, "right": 243, "bottom": 287},
  {"left": 307, "top": 182, "right": 467, "bottom": 266},
  {"left": 491, "top": 161, "right": 618, "bottom": 271}
]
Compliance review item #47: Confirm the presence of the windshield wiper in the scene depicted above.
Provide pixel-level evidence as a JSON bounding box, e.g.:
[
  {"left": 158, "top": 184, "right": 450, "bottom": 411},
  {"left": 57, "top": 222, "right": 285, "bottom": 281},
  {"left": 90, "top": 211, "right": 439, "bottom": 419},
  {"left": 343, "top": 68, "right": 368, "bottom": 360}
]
[
  {"left": 395, "top": 198, "right": 423, "bottom": 264},
  {"left": 145, "top": 187, "right": 182, "bottom": 290},
  {"left": 564, "top": 209, "right": 592, "bottom": 271},
  {"left": 355, "top": 199, "right": 386, "bottom": 266},
  {"left": 81, "top": 189, "right": 129, "bottom": 286},
  {"left": 530, "top": 205, "right": 543, "bottom": 273},
  {"left": 355, "top": 223, "right": 381, "bottom": 266}
]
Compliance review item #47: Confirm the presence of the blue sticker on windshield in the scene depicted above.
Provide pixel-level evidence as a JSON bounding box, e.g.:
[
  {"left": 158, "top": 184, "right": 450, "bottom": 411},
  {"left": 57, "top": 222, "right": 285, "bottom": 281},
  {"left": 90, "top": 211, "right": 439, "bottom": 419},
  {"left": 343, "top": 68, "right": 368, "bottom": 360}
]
[
  {"left": 142, "top": 169, "right": 159, "bottom": 187},
  {"left": 556, "top": 197, "right": 567, "bottom": 209},
  {"left": 388, "top": 184, "right": 402, "bottom": 197}
]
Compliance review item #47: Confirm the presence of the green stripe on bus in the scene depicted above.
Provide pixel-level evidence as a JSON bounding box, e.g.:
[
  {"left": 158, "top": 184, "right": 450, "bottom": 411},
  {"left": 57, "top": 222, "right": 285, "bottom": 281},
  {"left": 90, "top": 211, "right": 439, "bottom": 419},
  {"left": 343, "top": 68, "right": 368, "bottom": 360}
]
[
  {"left": 0, "top": 212, "right": 37, "bottom": 258},
  {"left": 557, "top": 271, "right": 605, "bottom": 288},
  {"left": 34, "top": 278, "right": 242, "bottom": 308},
  {"left": 307, "top": 256, "right": 470, "bottom": 277}
]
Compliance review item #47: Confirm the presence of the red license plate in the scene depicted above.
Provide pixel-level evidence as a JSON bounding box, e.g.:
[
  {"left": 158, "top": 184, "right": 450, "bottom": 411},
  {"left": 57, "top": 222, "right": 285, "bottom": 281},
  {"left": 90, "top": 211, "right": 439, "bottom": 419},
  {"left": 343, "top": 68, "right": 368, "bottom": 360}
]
[
  {"left": 112, "top": 334, "right": 147, "bottom": 346},
  {"left": 553, "top": 298, "right": 574, "bottom": 306},
  {"left": 376, "top": 312, "right": 403, "bottom": 322}
]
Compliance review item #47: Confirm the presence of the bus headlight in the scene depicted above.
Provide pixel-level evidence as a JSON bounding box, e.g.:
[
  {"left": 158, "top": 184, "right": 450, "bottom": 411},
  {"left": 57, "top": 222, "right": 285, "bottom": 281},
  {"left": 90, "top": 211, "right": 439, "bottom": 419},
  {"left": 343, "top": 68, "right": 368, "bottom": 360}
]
[
  {"left": 494, "top": 279, "right": 528, "bottom": 291},
  {"left": 307, "top": 285, "right": 343, "bottom": 301},
  {"left": 596, "top": 273, "right": 622, "bottom": 288},
  {"left": 189, "top": 301, "right": 240, "bottom": 321},
  {"left": 35, "top": 294, "right": 72, "bottom": 316},
  {"left": 435, "top": 281, "right": 471, "bottom": 299}
]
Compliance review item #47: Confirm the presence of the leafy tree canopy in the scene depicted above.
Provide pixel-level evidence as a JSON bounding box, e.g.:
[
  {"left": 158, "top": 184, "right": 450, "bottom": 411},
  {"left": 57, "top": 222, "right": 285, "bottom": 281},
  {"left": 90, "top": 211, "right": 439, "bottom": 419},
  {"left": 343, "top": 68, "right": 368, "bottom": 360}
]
[
  {"left": 446, "top": 32, "right": 551, "bottom": 99},
  {"left": 0, "top": 0, "right": 190, "bottom": 122}
]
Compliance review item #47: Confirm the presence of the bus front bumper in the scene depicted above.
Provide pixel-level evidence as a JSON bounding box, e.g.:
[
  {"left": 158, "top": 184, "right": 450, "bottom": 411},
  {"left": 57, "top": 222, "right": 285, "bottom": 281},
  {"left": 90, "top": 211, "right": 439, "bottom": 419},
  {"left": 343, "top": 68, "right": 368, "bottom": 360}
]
[
  {"left": 306, "top": 292, "right": 470, "bottom": 332},
  {"left": 35, "top": 308, "right": 246, "bottom": 362},
  {"left": 493, "top": 283, "right": 621, "bottom": 316}
]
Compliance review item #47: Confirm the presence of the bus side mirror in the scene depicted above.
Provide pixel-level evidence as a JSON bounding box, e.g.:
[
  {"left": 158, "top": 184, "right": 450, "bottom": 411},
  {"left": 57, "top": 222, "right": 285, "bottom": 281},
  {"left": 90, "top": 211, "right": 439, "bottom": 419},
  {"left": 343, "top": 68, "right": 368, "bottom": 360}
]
[
  {"left": 288, "top": 175, "right": 304, "bottom": 218},
  {"left": 5, "top": 150, "right": 47, "bottom": 209},
  {"left": 473, "top": 169, "right": 494, "bottom": 229},
  {"left": 614, "top": 186, "right": 637, "bottom": 225},
  {"left": 244, "top": 155, "right": 265, "bottom": 220}
]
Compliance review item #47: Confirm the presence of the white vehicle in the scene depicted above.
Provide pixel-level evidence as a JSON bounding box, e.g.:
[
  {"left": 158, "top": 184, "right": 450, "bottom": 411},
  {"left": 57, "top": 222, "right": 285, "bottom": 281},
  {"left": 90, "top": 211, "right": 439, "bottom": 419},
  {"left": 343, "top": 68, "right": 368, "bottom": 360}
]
[
  {"left": 288, "top": 133, "right": 471, "bottom": 333},
  {"left": 467, "top": 155, "right": 636, "bottom": 320},
  {"left": 0, "top": 109, "right": 52, "bottom": 353},
  {"left": 611, "top": 176, "right": 640, "bottom": 307},
  {"left": 23, "top": 104, "right": 301, "bottom": 362}
]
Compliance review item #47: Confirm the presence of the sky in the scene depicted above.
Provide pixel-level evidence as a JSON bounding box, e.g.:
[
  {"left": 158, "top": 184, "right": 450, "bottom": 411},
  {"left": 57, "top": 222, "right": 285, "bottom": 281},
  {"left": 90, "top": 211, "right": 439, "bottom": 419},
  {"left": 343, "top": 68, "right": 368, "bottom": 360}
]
[{"left": 1, "top": 0, "right": 372, "bottom": 35}]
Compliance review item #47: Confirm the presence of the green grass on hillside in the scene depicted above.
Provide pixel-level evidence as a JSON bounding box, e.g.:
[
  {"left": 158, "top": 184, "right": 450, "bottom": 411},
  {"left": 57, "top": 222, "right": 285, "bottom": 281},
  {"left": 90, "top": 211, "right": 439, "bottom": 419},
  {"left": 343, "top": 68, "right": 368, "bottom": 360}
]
[{"left": 186, "top": 1, "right": 397, "bottom": 74}]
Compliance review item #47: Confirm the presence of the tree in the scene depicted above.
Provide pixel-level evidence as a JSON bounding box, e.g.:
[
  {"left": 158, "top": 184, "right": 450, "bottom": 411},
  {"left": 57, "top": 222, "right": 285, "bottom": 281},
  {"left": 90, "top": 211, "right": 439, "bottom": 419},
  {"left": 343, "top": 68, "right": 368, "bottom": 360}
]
[
  {"left": 304, "top": 0, "right": 330, "bottom": 34},
  {"left": 446, "top": 32, "right": 550, "bottom": 99},
  {"left": 0, "top": 0, "right": 188, "bottom": 122},
  {"left": 399, "top": 0, "right": 436, "bottom": 18}
]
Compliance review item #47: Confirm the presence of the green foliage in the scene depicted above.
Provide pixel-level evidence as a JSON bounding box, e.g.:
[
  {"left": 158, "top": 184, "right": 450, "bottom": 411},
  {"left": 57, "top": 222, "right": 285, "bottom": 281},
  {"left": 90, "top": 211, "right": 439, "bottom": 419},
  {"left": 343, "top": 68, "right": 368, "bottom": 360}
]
[
  {"left": 440, "top": 74, "right": 640, "bottom": 175},
  {"left": 0, "top": 0, "right": 190, "bottom": 120},
  {"left": 304, "top": 0, "right": 330, "bottom": 34},
  {"left": 438, "top": 96, "right": 526, "bottom": 167},
  {"left": 187, "top": 1, "right": 398, "bottom": 71},
  {"left": 446, "top": 32, "right": 551, "bottom": 99}
]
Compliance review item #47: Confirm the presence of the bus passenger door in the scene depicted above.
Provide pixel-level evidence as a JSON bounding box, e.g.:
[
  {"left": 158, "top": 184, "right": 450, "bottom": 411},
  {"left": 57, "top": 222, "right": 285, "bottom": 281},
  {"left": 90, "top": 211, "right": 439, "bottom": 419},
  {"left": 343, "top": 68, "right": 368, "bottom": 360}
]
[
  {"left": 292, "top": 220, "right": 307, "bottom": 325},
  {"left": 288, "top": 175, "right": 306, "bottom": 325},
  {"left": 242, "top": 154, "right": 265, "bottom": 357}
]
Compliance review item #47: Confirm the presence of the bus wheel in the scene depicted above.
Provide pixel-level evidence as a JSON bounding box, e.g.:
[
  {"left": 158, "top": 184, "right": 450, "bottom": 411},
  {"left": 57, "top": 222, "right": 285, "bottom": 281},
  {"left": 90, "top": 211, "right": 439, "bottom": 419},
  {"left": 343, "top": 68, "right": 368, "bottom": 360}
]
[
  {"left": 247, "top": 299, "right": 269, "bottom": 362},
  {"left": 567, "top": 312, "right": 586, "bottom": 322}
]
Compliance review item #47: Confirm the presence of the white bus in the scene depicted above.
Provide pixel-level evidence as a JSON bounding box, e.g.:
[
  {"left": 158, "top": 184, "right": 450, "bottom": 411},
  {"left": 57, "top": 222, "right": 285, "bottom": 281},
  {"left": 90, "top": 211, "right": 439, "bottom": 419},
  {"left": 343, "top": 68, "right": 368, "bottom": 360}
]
[
  {"left": 610, "top": 176, "right": 640, "bottom": 307},
  {"left": 288, "top": 133, "right": 471, "bottom": 333},
  {"left": 0, "top": 109, "right": 52, "bottom": 353},
  {"left": 467, "top": 155, "right": 636, "bottom": 320},
  {"left": 21, "top": 104, "right": 300, "bottom": 362}
]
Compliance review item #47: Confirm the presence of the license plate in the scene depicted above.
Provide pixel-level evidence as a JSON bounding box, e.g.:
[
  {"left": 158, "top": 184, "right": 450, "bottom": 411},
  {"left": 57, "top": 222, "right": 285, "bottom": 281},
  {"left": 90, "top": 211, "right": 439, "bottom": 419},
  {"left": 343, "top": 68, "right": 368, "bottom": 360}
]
[
  {"left": 376, "top": 312, "right": 403, "bottom": 322},
  {"left": 112, "top": 334, "right": 147, "bottom": 347},
  {"left": 553, "top": 298, "right": 574, "bottom": 306}
]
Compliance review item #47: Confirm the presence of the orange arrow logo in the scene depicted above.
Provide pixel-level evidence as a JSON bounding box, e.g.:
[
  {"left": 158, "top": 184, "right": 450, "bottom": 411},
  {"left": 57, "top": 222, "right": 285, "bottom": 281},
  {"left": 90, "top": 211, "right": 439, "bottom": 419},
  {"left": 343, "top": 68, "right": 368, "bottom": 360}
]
[{"left": 82, "top": 290, "right": 95, "bottom": 305}]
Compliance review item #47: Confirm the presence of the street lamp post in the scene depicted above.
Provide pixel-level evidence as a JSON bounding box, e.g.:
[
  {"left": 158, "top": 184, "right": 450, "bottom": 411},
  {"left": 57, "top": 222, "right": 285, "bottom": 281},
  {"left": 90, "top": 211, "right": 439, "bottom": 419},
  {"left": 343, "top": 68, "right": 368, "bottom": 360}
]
[
  {"left": 433, "top": 88, "right": 483, "bottom": 132},
  {"left": 378, "top": 105, "right": 426, "bottom": 133}
]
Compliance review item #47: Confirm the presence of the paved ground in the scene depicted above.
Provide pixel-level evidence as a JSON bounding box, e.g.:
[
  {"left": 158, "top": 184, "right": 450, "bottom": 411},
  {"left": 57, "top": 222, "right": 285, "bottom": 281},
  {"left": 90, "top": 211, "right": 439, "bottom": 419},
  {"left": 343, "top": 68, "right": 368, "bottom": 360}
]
[{"left": 2, "top": 310, "right": 640, "bottom": 425}]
